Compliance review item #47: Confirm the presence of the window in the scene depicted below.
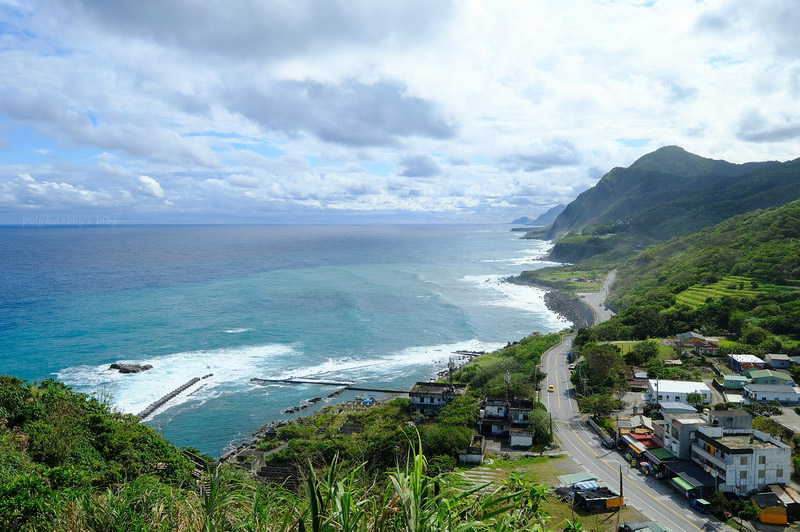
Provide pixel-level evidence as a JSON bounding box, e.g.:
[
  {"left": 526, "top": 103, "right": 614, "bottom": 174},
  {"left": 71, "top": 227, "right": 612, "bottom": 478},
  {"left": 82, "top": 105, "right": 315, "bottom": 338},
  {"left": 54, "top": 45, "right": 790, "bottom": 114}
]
[
  {"left": 740, "top": 471, "right": 747, "bottom": 479},
  {"left": 675, "top": 397, "right": 680, "bottom": 401},
  {"left": 741, "top": 456, "right": 748, "bottom": 465},
  {"left": 778, "top": 469, "right": 784, "bottom": 477},
  {"left": 658, "top": 395, "right": 663, "bottom": 400},
  {"left": 759, "top": 456, "right": 766, "bottom": 465},
  {"left": 758, "top": 470, "right": 765, "bottom": 479}
]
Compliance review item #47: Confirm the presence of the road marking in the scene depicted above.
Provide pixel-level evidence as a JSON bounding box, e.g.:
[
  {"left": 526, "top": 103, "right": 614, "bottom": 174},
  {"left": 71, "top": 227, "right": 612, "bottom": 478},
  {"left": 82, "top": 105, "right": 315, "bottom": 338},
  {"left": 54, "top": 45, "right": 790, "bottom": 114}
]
[{"left": 565, "top": 420, "right": 703, "bottom": 532}]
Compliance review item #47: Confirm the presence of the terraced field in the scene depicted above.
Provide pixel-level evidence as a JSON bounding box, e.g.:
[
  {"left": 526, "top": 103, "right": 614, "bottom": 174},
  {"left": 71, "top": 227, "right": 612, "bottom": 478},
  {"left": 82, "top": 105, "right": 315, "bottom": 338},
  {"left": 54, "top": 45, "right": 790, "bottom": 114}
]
[{"left": 675, "top": 275, "right": 772, "bottom": 308}]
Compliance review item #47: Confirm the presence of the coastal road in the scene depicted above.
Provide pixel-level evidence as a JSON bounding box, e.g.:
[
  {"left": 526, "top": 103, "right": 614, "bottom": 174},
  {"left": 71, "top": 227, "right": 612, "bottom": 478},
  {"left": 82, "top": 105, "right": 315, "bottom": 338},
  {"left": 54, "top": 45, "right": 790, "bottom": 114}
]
[
  {"left": 542, "top": 336, "right": 730, "bottom": 532},
  {"left": 576, "top": 269, "right": 617, "bottom": 325}
]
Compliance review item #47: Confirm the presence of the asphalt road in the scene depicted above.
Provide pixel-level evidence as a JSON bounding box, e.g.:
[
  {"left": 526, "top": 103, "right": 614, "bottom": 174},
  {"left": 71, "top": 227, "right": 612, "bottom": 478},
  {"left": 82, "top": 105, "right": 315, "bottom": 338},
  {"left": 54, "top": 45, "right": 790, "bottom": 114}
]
[
  {"left": 576, "top": 269, "right": 617, "bottom": 325},
  {"left": 541, "top": 336, "right": 733, "bottom": 532}
]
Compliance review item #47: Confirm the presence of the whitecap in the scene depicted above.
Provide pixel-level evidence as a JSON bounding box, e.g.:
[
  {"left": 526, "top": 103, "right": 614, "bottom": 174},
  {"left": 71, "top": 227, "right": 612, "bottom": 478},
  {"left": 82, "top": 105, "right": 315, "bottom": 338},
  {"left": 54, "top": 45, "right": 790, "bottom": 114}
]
[{"left": 56, "top": 343, "right": 298, "bottom": 417}]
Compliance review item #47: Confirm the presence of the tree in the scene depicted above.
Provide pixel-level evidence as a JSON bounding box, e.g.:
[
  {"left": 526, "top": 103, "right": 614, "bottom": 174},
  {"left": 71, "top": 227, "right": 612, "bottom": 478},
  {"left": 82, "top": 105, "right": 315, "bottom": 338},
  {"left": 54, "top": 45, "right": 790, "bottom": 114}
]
[
  {"left": 625, "top": 339, "right": 660, "bottom": 366},
  {"left": 686, "top": 391, "right": 707, "bottom": 411},
  {"left": 581, "top": 394, "right": 622, "bottom": 418}
]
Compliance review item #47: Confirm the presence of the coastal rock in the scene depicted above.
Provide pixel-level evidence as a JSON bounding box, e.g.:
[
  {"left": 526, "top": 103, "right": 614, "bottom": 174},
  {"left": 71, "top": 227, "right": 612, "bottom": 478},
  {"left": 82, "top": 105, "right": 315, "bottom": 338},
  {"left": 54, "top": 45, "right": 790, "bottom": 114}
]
[
  {"left": 543, "top": 291, "right": 594, "bottom": 329},
  {"left": 110, "top": 363, "right": 153, "bottom": 374}
]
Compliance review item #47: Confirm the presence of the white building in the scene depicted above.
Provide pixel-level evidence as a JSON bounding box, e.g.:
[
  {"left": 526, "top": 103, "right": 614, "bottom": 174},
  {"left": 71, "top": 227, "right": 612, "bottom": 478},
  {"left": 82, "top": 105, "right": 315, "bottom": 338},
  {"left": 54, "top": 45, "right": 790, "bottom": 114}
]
[
  {"left": 645, "top": 379, "right": 711, "bottom": 406},
  {"left": 743, "top": 384, "right": 800, "bottom": 404},
  {"left": 408, "top": 382, "right": 466, "bottom": 413},
  {"left": 691, "top": 426, "right": 791, "bottom": 495}
]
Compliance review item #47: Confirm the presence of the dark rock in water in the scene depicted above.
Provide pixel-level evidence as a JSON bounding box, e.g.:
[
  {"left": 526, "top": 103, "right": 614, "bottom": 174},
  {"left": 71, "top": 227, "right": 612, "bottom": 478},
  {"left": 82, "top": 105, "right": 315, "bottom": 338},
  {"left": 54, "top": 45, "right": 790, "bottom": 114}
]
[{"left": 110, "top": 363, "right": 153, "bottom": 374}]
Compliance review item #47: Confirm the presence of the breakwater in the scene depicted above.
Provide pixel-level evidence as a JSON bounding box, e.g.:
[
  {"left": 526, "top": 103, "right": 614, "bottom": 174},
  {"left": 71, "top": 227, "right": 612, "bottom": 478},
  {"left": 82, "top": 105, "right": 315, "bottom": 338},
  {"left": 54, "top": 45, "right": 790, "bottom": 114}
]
[{"left": 137, "top": 376, "right": 206, "bottom": 420}]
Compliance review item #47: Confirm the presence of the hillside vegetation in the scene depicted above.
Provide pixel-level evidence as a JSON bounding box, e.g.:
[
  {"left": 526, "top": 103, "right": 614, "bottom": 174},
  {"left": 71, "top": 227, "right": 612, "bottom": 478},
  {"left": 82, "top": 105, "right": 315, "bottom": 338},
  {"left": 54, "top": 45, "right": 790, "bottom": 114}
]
[
  {"left": 537, "top": 146, "right": 800, "bottom": 264},
  {"left": 0, "top": 332, "right": 565, "bottom": 531},
  {"left": 587, "top": 200, "right": 800, "bottom": 353}
]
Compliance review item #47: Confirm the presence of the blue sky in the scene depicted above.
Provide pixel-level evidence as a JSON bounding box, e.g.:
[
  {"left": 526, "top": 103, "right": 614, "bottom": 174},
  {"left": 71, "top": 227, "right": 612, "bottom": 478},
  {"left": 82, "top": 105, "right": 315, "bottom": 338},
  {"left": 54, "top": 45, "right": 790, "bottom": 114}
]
[{"left": 1, "top": 0, "right": 799, "bottom": 224}]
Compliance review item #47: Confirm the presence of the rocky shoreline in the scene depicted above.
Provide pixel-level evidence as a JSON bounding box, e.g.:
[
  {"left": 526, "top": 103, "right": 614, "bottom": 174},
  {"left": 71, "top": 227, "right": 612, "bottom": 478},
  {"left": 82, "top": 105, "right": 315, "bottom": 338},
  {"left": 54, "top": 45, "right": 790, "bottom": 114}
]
[{"left": 505, "top": 276, "right": 594, "bottom": 329}]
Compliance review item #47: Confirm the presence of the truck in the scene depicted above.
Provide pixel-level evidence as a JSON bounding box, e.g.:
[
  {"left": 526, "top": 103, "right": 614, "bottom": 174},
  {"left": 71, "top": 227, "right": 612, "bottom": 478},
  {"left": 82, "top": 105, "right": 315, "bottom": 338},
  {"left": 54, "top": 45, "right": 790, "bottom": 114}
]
[{"left": 690, "top": 498, "right": 711, "bottom": 514}]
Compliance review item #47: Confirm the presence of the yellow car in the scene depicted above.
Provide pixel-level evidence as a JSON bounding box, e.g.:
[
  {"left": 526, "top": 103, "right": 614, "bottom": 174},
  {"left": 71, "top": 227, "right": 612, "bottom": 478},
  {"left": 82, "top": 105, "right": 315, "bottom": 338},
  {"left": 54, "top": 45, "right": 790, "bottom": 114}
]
[{"left": 548, "top": 384, "right": 554, "bottom": 392}]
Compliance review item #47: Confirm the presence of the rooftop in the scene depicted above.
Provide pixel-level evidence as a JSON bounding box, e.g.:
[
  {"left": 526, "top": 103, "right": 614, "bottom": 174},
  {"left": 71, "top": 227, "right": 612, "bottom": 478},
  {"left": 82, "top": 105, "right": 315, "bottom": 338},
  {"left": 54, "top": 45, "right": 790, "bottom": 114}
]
[
  {"left": 729, "top": 354, "right": 765, "bottom": 363},
  {"left": 767, "top": 353, "right": 790, "bottom": 361},
  {"left": 747, "top": 369, "right": 793, "bottom": 381},
  {"left": 648, "top": 379, "right": 710, "bottom": 393},
  {"left": 744, "top": 384, "right": 799, "bottom": 393},
  {"left": 710, "top": 409, "right": 751, "bottom": 417},
  {"left": 409, "top": 382, "right": 467, "bottom": 394},
  {"left": 659, "top": 401, "right": 698, "bottom": 413},
  {"left": 715, "top": 433, "right": 777, "bottom": 450}
]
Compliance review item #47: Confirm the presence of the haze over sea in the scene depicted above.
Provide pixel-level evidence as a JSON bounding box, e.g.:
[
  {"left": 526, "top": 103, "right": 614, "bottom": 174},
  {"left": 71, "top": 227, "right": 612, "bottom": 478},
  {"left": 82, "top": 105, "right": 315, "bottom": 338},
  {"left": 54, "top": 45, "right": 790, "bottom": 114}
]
[{"left": 0, "top": 224, "right": 564, "bottom": 456}]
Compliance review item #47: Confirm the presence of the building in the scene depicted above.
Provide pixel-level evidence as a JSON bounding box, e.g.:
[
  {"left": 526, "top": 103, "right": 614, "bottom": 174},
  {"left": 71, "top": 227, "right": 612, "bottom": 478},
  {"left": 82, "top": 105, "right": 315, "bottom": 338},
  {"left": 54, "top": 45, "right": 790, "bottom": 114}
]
[
  {"left": 458, "top": 435, "right": 486, "bottom": 465},
  {"left": 659, "top": 401, "right": 699, "bottom": 415},
  {"left": 695, "top": 341, "right": 720, "bottom": 356},
  {"left": 751, "top": 492, "right": 788, "bottom": 525},
  {"left": 722, "top": 375, "right": 748, "bottom": 389},
  {"left": 691, "top": 426, "right": 790, "bottom": 495},
  {"left": 743, "top": 384, "right": 800, "bottom": 404},
  {"left": 676, "top": 331, "right": 705, "bottom": 347},
  {"left": 408, "top": 382, "right": 467, "bottom": 413},
  {"left": 728, "top": 354, "right": 765, "bottom": 373},
  {"left": 477, "top": 397, "right": 534, "bottom": 443},
  {"left": 645, "top": 379, "right": 711, "bottom": 406},
  {"left": 765, "top": 354, "right": 791, "bottom": 369},
  {"left": 662, "top": 413, "right": 707, "bottom": 459},
  {"left": 745, "top": 369, "right": 794, "bottom": 386}
]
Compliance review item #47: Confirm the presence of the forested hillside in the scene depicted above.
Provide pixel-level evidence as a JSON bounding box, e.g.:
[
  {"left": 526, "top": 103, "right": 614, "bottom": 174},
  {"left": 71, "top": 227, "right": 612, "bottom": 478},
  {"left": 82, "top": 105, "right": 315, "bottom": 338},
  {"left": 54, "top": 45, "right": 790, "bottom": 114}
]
[
  {"left": 539, "top": 146, "right": 800, "bottom": 263},
  {"left": 588, "top": 200, "right": 800, "bottom": 352}
]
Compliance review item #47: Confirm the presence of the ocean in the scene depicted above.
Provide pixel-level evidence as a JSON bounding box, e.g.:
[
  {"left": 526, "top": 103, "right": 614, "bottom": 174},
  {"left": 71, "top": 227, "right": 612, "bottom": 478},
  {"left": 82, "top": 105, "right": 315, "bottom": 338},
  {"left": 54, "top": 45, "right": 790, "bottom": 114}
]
[{"left": 0, "top": 224, "right": 565, "bottom": 456}]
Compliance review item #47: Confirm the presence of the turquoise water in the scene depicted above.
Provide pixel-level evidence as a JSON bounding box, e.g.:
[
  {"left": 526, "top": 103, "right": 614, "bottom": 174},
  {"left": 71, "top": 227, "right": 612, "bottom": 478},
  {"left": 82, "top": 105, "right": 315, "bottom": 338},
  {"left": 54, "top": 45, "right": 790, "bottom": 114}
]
[{"left": 0, "top": 224, "right": 564, "bottom": 456}]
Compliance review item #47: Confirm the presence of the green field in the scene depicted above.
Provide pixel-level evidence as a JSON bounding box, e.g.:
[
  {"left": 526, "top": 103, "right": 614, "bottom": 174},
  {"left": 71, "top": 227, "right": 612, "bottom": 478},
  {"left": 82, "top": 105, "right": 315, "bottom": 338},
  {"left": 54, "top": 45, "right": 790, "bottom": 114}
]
[
  {"left": 527, "top": 268, "right": 607, "bottom": 293},
  {"left": 675, "top": 275, "right": 773, "bottom": 308},
  {"left": 605, "top": 340, "right": 675, "bottom": 361}
]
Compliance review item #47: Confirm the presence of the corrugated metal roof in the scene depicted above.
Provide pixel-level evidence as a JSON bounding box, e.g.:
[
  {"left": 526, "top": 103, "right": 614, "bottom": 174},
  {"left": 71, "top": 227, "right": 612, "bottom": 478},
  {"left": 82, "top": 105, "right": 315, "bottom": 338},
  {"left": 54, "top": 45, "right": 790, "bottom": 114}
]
[{"left": 672, "top": 477, "right": 693, "bottom": 492}]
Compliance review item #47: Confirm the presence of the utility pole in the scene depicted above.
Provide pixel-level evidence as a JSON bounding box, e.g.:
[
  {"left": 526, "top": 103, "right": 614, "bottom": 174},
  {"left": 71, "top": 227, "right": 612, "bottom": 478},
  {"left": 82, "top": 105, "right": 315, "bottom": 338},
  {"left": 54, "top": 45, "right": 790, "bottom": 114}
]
[
  {"left": 504, "top": 370, "right": 511, "bottom": 402},
  {"left": 549, "top": 413, "right": 553, "bottom": 441}
]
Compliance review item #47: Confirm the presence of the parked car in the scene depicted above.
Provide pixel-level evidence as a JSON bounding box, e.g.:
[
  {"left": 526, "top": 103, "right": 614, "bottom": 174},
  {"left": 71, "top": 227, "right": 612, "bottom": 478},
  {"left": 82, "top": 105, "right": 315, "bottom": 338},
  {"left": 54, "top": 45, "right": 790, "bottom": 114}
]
[{"left": 568, "top": 364, "right": 575, "bottom": 371}]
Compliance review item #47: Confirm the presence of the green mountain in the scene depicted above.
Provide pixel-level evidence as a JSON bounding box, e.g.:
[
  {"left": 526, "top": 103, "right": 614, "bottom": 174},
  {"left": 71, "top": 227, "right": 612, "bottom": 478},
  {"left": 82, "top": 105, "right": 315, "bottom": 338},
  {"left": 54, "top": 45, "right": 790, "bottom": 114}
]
[
  {"left": 543, "top": 146, "right": 800, "bottom": 262},
  {"left": 594, "top": 200, "right": 800, "bottom": 347}
]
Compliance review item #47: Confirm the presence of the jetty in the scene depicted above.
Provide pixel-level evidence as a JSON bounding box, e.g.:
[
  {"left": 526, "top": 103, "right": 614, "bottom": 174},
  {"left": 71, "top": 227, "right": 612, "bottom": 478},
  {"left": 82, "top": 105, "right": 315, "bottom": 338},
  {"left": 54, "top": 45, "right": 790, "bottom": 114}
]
[
  {"left": 137, "top": 376, "right": 202, "bottom": 420},
  {"left": 249, "top": 377, "right": 407, "bottom": 394}
]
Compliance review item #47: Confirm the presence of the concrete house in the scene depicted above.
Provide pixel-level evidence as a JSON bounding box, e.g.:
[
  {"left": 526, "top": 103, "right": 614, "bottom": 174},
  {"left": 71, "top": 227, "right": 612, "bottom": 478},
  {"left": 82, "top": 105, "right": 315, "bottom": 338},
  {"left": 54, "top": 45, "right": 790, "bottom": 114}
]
[
  {"left": 695, "top": 341, "right": 720, "bottom": 356},
  {"left": 723, "top": 375, "right": 748, "bottom": 389},
  {"left": 692, "top": 426, "right": 790, "bottom": 495},
  {"left": 729, "top": 354, "right": 765, "bottom": 373},
  {"left": 765, "top": 353, "right": 791, "bottom": 369},
  {"left": 645, "top": 379, "right": 711, "bottom": 406},
  {"left": 408, "top": 382, "right": 467, "bottom": 413},
  {"left": 743, "top": 384, "right": 800, "bottom": 404},
  {"left": 662, "top": 413, "right": 707, "bottom": 459},
  {"left": 478, "top": 397, "right": 535, "bottom": 446},
  {"left": 746, "top": 369, "right": 794, "bottom": 386}
]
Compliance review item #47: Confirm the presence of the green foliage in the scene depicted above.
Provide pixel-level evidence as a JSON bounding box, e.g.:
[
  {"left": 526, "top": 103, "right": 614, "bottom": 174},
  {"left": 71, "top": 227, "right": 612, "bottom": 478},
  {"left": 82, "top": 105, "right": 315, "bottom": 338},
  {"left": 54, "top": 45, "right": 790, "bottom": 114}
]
[
  {"left": 686, "top": 392, "right": 706, "bottom": 410},
  {"left": 624, "top": 339, "right": 660, "bottom": 366},
  {"left": 453, "top": 332, "right": 562, "bottom": 398},
  {"left": 576, "top": 394, "right": 624, "bottom": 418},
  {"left": 571, "top": 342, "right": 626, "bottom": 395}
]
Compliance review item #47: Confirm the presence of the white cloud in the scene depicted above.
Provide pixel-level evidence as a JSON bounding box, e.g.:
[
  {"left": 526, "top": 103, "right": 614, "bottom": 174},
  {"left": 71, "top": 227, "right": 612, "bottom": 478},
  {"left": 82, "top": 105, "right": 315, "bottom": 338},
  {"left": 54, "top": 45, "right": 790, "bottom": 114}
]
[
  {"left": 0, "top": 0, "right": 798, "bottom": 222},
  {"left": 137, "top": 175, "right": 165, "bottom": 197}
]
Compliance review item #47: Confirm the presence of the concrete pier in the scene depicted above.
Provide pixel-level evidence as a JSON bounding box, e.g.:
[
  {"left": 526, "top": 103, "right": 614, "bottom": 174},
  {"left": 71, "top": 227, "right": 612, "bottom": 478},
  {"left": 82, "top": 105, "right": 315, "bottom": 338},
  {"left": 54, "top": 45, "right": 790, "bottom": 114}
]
[{"left": 137, "top": 377, "right": 201, "bottom": 420}]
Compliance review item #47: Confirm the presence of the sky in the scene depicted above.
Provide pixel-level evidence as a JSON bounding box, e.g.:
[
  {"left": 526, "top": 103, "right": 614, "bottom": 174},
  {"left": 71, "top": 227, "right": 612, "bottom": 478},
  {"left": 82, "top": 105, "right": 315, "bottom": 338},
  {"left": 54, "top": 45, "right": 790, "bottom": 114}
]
[{"left": 1, "top": 0, "right": 799, "bottom": 225}]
